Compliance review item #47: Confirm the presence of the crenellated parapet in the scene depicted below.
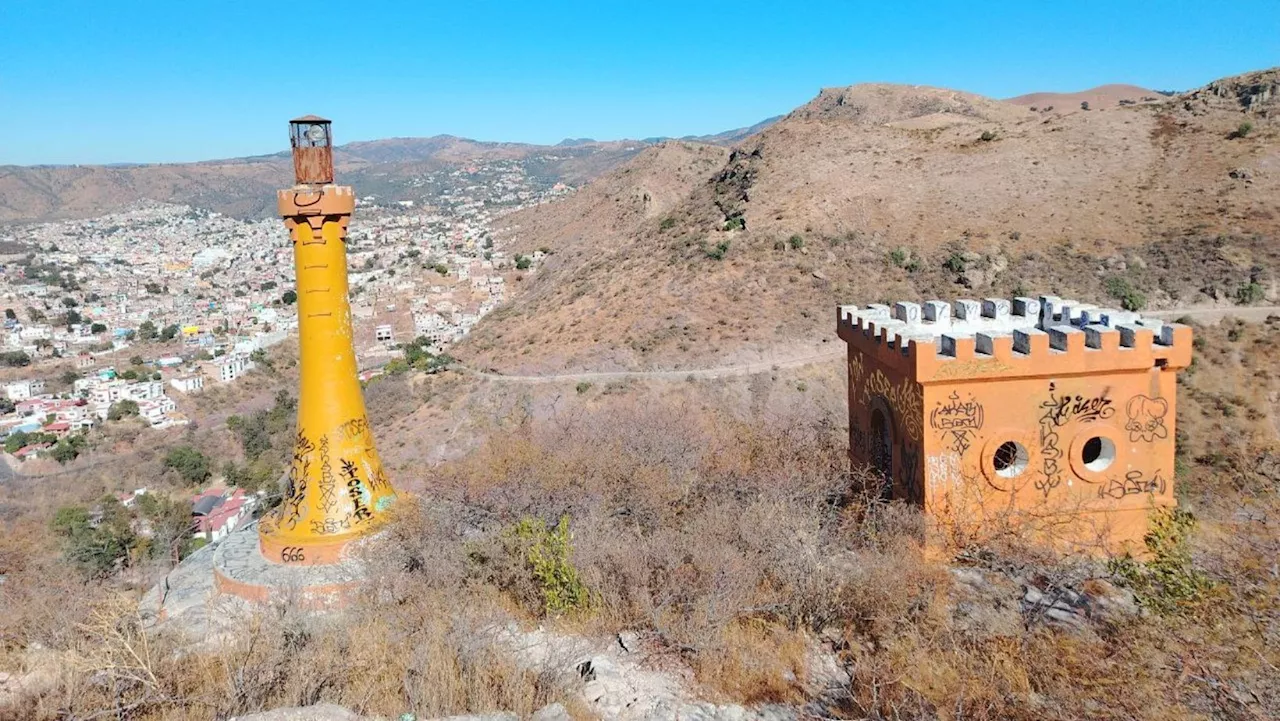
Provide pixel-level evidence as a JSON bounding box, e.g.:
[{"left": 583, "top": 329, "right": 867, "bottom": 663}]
[{"left": 836, "top": 295, "right": 1193, "bottom": 384}]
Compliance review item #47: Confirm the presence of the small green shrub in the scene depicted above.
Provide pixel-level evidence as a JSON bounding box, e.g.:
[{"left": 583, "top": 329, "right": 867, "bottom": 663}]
[
  {"left": 575, "top": 381, "right": 592, "bottom": 394},
  {"left": 1104, "top": 276, "right": 1146, "bottom": 311},
  {"left": 705, "top": 241, "right": 731, "bottom": 260},
  {"left": 1235, "top": 282, "right": 1264, "bottom": 305},
  {"left": 979, "top": 130, "right": 997, "bottom": 142},
  {"left": 787, "top": 234, "right": 804, "bottom": 250},
  {"left": 1108, "top": 507, "right": 1213, "bottom": 615},
  {"left": 659, "top": 216, "right": 678, "bottom": 231},
  {"left": 889, "top": 248, "right": 908, "bottom": 267},
  {"left": 1230, "top": 121, "right": 1253, "bottom": 139},
  {"left": 723, "top": 216, "right": 745, "bottom": 231},
  {"left": 943, "top": 253, "right": 967, "bottom": 273},
  {"left": 508, "top": 516, "right": 592, "bottom": 616}
]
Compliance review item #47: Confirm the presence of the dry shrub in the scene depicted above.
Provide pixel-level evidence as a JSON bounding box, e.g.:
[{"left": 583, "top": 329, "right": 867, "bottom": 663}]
[
  {"left": 8, "top": 583, "right": 571, "bottom": 721},
  {"left": 384, "top": 398, "right": 948, "bottom": 704}
]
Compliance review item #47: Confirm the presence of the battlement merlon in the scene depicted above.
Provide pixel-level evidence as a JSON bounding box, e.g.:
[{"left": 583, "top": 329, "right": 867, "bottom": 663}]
[
  {"left": 277, "top": 184, "right": 356, "bottom": 218},
  {"left": 836, "top": 296, "right": 1192, "bottom": 383}
]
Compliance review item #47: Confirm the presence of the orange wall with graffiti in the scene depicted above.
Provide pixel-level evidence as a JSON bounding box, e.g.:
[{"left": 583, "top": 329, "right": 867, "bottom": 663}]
[{"left": 838, "top": 296, "right": 1192, "bottom": 553}]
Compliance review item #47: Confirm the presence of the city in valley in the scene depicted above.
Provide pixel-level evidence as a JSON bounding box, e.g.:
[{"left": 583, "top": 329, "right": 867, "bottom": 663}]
[{"left": 0, "top": 160, "right": 560, "bottom": 470}]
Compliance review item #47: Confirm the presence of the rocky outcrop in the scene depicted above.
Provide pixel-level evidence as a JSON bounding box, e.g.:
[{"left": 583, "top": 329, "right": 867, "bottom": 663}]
[{"left": 1181, "top": 67, "right": 1280, "bottom": 116}]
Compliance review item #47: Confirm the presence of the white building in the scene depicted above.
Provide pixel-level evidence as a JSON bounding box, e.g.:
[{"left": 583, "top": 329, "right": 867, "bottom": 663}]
[
  {"left": 204, "top": 353, "right": 255, "bottom": 383},
  {"left": 169, "top": 375, "right": 205, "bottom": 394},
  {"left": 5, "top": 379, "right": 46, "bottom": 401}
]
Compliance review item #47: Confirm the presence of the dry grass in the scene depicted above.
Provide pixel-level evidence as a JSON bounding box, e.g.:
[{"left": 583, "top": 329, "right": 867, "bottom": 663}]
[{"left": 3, "top": 322, "right": 1280, "bottom": 720}]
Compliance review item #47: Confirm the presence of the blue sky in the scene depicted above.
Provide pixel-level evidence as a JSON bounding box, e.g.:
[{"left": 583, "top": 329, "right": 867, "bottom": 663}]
[{"left": 1, "top": 1, "right": 1276, "bottom": 165}]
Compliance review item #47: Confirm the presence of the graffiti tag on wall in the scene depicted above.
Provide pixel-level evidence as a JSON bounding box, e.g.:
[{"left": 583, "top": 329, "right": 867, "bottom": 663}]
[
  {"left": 862, "top": 369, "right": 923, "bottom": 441},
  {"left": 1125, "top": 395, "right": 1169, "bottom": 442},
  {"left": 1098, "top": 469, "right": 1167, "bottom": 499},
  {"left": 931, "top": 358, "right": 1013, "bottom": 381},
  {"left": 930, "top": 391, "right": 984, "bottom": 455}
]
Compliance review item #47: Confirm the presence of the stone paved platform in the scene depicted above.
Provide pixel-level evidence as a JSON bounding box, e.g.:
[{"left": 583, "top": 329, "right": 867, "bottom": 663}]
[{"left": 211, "top": 521, "right": 367, "bottom": 607}]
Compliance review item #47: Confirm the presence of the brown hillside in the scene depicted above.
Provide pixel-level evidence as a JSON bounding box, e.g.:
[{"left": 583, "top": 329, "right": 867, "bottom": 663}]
[
  {"left": 1007, "top": 83, "right": 1163, "bottom": 113},
  {"left": 458, "top": 68, "right": 1280, "bottom": 375}
]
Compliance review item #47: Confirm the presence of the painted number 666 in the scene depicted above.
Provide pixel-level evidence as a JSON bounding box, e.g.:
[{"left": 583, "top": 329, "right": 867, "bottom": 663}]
[{"left": 280, "top": 546, "right": 306, "bottom": 563}]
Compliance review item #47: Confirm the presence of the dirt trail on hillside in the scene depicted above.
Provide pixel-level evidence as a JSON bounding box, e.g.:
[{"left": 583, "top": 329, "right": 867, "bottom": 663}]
[{"left": 464, "top": 306, "right": 1280, "bottom": 384}]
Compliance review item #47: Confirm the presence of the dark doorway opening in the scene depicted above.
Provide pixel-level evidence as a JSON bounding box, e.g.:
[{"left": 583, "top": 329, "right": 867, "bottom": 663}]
[{"left": 870, "top": 407, "right": 894, "bottom": 500}]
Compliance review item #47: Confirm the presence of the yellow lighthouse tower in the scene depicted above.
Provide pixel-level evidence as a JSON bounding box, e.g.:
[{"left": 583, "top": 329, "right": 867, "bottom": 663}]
[{"left": 257, "top": 116, "right": 397, "bottom": 566}]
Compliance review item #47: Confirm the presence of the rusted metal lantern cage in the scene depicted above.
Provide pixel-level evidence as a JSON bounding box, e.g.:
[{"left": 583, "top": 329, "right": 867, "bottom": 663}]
[{"left": 289, "top": 115, "right": 334, "bottom": 185}]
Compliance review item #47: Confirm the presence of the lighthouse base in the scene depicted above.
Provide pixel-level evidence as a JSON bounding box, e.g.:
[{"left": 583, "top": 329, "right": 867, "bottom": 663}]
[{"left": 211, "top": 521, "right": 368, "bottom": 608}]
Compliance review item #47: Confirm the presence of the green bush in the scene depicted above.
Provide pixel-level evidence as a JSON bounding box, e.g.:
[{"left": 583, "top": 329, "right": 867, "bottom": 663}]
[
  {"left": 507, "top": 516, "right": 592, "bottom": 616},
  {"left": 1235, "top": 282, "right": 1264, "bottom": 305},
  {"left": 50, "top": 435, "right": 86, "bottom": 464},
  {"left": 4, "top": 430, "right": 57, "bottom": 454},
  {"left": 0, "top": 350, "right": 31, "bottom": 367},
  {"left": 1108, "top": 507, "right": 1213, "bottom": 615},
  {"left": 51, "top": 500, "right": 136, "bottom": 578},
  {"left": 705, "top": 241, "right": 731, "bottom": 261},
  {"left": 1104, "top": 276, "right": 1147, "bottom": 311},
  {"left": 514, "top": 255, "right": 532, "bottom": 271},
  {"left": 889, "top": 248, "right": 908, "bottom": 267},
  {"left": 943, "top": 253, "right": 967, "bottom": 273},
  {"left": 575, "top": 381, "right": 592, "bottom": 394},
  {"left": 787, "top": 234, "right": 804, "bottom": 250},
  {"left": 164, "top": 445, "right": 211, "bottom": 484},
  {"left": 979, "top": 130, "right": 997, "bottom": 142},
  {"left": 107, "top": 399, "right": 139, "bottom": 421},
  {"left": 723, "top": 216, "right": 745, "bottom": 231},
  {"left": 1231, "top": 121, "right": 1253, "bottom": 139},
  {"left": 659, "top": 216, "right": 678, "bottom": 232}
]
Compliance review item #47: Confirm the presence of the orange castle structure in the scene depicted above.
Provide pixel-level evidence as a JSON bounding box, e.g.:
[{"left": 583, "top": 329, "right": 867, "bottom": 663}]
[{"left": 837, "top": 296, "right": 1193, "bottom": 553}]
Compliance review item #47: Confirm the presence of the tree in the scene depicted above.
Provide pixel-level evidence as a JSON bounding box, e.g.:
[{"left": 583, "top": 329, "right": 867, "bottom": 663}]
[
  {"left": 281, "top": 289, "right": 297, "bottom": 305},
  {"left": 1080, "top": 101, "right": 1091, "bottom": 111},
  {"left": 107, "top": 399, "right": 140, "bottom": 421},
  {"left": 0, "top": 398, "right": 14, "bottom": 415},
  {"left": 160, "top": 324, "right": 180, "bottom": 342},
  {"left": 514, "top": 255, "right": 532, "bottom": 270},
  {"left": 50, "top": 435, "right": 86, "bottom": 464},
  {"left": 52, "top": 498, "right": 136, "bottom": 577},
  {"left": 65, "top": 309, "right": 82, "bottom": 326},
  {"left": 138, "top": 320, "right": 158, "bottom": 340},
  {"left": 145, "top": 282, "right": 163, "bottom": 294},
  {"left": 90, "top": 322, "right": 106, "bottom": 334},
  {"left": 121, "top": 369, "right": 139, "bottom": 381},
  {"left": 0, "top": 351, "right": 31, "bottom": 368},
  {"left": 3, "top": 308, "right": 14, "bottom": 321},
  {"left": 61, "top": 296, "right": 77, "bottom": 308},
  {"left": 134, "top": 493, "right": 197, "bottom": 561},
  {"left": 130, "top": 355, "right": 144, "bottom": 366},
  {"left": 60, "top": 370, "right": 79, "bottom": 385},
  {"left": 164, "top": 445, "right": 211, "bottom": 484}
]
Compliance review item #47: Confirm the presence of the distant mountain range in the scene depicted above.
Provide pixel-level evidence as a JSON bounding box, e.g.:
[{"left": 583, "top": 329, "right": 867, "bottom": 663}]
[
  {"left": 0, "top": 118, "right": 782, "bottom": 224},
  {"left": 454, "top": 68, "right": 1280, "bottom": 374}
]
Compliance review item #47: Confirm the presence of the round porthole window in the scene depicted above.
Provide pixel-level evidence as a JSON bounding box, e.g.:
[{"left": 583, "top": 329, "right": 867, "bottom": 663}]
[
  {"left": 992, "top": 440, "right": 1029, "bottom": 478},
  {"left": 1081, "top": 436, "right": 1116, "bottom": 472}
]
